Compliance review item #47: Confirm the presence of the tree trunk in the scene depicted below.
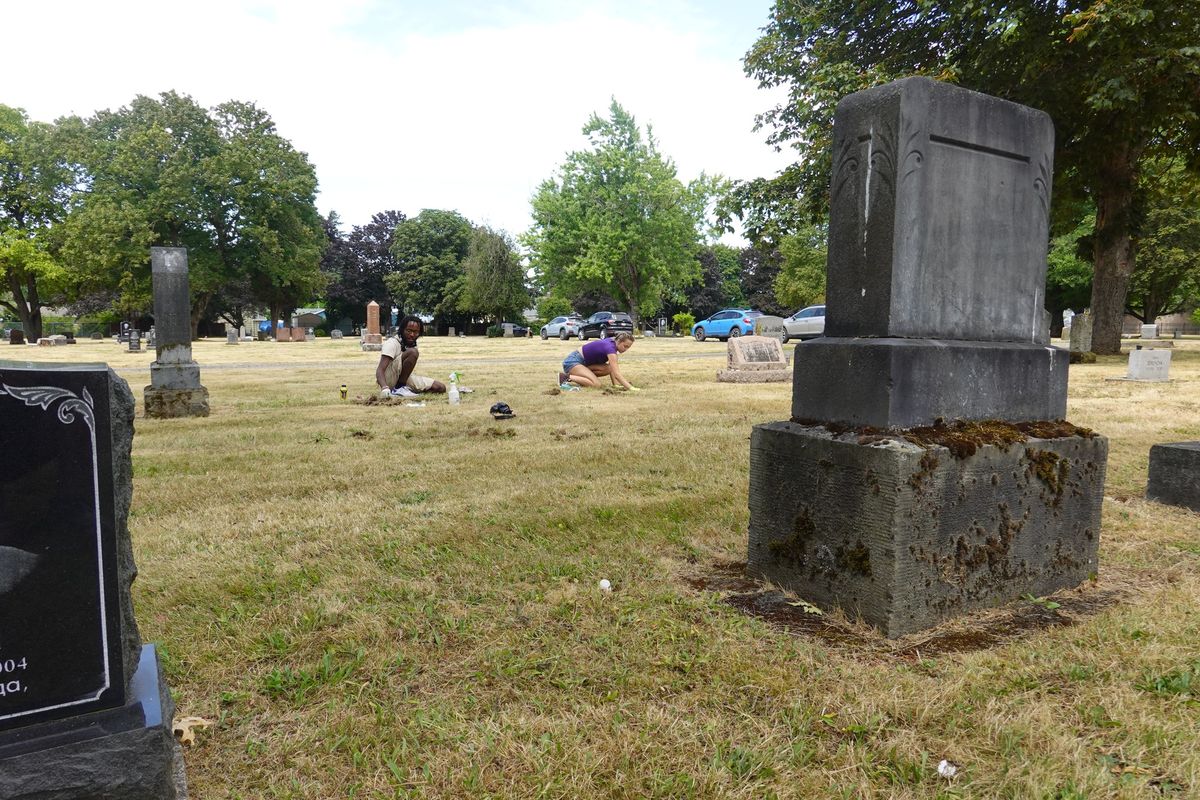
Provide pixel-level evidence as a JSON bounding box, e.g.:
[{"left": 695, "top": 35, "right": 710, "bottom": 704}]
[
  {"left": 189, "top": 292, "right": 211, "bottom": 341},
  {"left": 1088, "top": 144, "right": 1138, "bottom": 355},
  {"left": 6, "top": 270, "right": 43, "bottom": 340}
]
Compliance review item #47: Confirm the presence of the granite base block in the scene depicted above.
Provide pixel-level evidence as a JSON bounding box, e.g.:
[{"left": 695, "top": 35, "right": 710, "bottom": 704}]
[
  {"left": 717, "top": 368, "right": 791, "bottom": 383},
  {"left": 0, "top": 645, "right": 186, "bottom": 800},
  {"left": 747, "top": 421, "right": 1107, "bottom": 637},
  {"left": 144, "top": 386, "right": 209, "bottom": 418},
  {"left": 1147, "top": 442, "right": 1200, "bottom": 513},
  {"left": 792, "top": 338, "right": 1068, "bottom": 429}
]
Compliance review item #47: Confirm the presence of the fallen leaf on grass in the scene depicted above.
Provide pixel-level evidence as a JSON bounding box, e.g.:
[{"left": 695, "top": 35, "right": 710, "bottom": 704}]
[
  {"left": 786, "top": 600, "right": 824, "bottom": 615},
  {"left": 172, "top": 715, "right": 213, "bottom": 746}
]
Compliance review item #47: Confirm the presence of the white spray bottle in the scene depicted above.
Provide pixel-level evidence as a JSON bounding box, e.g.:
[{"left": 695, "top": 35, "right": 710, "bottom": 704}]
[{"left": 448, "top": 371, "right": 461, "bottom": 405}]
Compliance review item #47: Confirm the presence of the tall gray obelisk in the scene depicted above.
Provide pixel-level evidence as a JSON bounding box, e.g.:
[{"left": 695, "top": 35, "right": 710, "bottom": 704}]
[{"left": 144, "top": 247, "right": 209, "bottom": 418}]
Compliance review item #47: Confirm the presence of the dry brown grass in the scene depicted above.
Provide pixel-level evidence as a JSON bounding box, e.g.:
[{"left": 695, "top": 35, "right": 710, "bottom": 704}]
[{"left": 16, "top": 335, "right": 1200, "bottom": 798}]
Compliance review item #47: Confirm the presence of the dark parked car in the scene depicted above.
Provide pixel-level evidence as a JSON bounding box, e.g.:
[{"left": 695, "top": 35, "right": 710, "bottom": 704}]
[{"left": 578, "top": 311, "right": 634, "bottom": 340}]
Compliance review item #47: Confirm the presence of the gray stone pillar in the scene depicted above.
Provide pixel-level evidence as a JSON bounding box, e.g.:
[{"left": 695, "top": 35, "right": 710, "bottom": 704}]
[
  {"left": 748, "top": 78, "right": 1107, "bottom": 636},
  {"left": 144, "top": 247, "right": 209, "bottom": 417}
]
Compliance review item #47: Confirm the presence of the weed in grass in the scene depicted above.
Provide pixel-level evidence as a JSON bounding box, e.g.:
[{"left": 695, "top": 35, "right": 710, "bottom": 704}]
[
  {"left": 261, "top": 647, "right": 366, "bottom": 703},
  {"left": 1136, "top": 660, "right": 1200, "bottom": 699}
]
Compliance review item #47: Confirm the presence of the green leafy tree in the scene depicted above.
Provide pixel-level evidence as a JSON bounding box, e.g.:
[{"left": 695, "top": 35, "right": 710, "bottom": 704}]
[
  {"left": 774, "top": 223, "right": 827, "bottom": 310},
  {"left": 0, "top": 105, "right": 74, "bottom": 339},
  {"left": 526, "top": 100, "right": 719, "bottom": 327},
  {"left": 739, "top": 246, "right": 789, "bottom": 317},
  {"left": 385, "top": 209, "right": 472, "bottom": 328},
  {"left": 743, "top": 1, "right": 1200, "bottom": 353},
  {"left": 535, "top": 294, "right": 574, "bottom": 325},
  {"left": 60, "top": 92, "right": 325, "bottom": 335},
  {"left": 1127, "top": 158, "right": 1200, "bottom": 323},
  {"left": 1045, "top": 215, "right": 1095, "bottom": 336},
  {"left": 460, "top": 226, "right": 528, "bottom": 324}
]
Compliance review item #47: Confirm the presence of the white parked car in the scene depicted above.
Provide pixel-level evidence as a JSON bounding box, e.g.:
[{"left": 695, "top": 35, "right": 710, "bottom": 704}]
[
  {"left": 783, "top": 305, "right": 825, "bottom": 342},
  {"left": 540, "top": 315, "right": 584, "bottom": 340}
]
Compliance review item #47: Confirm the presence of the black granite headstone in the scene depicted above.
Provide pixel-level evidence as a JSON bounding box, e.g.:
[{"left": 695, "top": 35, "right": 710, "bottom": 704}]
[
  {"left": 0, "top": 367, "right": 127, "bottom": 730},
  {"left": 9, "top": 330, "right": 24, "bottom": 346},
  {"left": 0, "top": 362, "right": 183, "bottom": 798}
]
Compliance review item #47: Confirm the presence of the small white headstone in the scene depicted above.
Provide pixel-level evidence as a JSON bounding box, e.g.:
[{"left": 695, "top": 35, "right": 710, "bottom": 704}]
[
  {"left": 1140, "top": 323, "right": 1157, "bottom": 339},
  {"left": 1127, "top": 349, "right": 1171, "bottom": 381}
]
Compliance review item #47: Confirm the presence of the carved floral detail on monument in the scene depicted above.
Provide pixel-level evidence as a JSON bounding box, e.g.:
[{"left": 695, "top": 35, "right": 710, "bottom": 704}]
[
  {"left": 0, "top": 384, "right": 95, "bottom": 433},
  {"left": 1033, "top": 151, "right": 1051, "bottom": 217},
  {"left": 900, "top": 125, "right": 925, "bottom": 183}
]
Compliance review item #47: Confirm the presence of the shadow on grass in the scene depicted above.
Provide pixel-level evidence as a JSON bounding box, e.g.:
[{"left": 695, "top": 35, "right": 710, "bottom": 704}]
[{"left": 686, "top": 561, "right": 1126, "bottom": 660}]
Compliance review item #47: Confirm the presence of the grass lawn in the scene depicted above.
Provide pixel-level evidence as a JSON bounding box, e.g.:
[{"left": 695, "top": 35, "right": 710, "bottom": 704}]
[{"left": 17, "top": 335, "right": 1200, "bottom": 798}]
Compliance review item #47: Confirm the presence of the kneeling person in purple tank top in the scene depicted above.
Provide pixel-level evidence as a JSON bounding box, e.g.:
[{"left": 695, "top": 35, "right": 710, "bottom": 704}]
[{"left": 559, "top": 332, "right": 639, "bottom": 390}]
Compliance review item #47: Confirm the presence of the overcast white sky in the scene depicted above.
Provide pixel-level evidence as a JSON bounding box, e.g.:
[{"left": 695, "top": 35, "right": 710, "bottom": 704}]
[{"left": 4, "top": 0, "right": 793, "bottom": 242}]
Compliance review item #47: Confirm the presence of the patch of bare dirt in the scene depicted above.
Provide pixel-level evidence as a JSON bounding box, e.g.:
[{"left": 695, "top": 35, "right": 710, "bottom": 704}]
[{"left": 685, "top": 560, "right": 1126, "bottom": 660}]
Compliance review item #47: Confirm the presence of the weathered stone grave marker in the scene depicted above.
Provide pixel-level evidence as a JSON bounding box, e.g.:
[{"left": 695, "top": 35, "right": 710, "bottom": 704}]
[
  {"left": 1069, "top": 311, "right": 1093, "bottom": 354},
  {"left": 127, "top": 330, "right": 141, "bottom": 352},
  {"left": 226, "top": 328, "right": 239, "bottom": 345},
  {"left": 362, "top": 301, "right": 383, "bottom": 351},
  {"left": 330, "top": 328, "right": 344, "bottom": 340},
  {"left": 144, "top": 247, "right": 209, "bottom": 418},
  {"left": 754, "top": 315, "right": 787, "bottom": 343},
  {"left": 0, "top": 362, "right": 185, "bottom": 798},
  {"left": 747, "top": 78, "right": 1107, "bottom": 636},
  {"left": 1127, "top": 348, "right": 1171, "bottom": 381},
  {"left": 1147, "top": 442, "right": 1200, "bottom": 513},
  {"left": 8, "top": 330, "right": 24, "bottom": 346},
  {"left": 718, "top": 336, "right": 790, "bottom": 383}
]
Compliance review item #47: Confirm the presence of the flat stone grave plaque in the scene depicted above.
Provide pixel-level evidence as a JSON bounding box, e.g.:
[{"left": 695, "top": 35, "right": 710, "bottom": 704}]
[{"left": 0, "top": 364, "right": 127, "bottom": 730}]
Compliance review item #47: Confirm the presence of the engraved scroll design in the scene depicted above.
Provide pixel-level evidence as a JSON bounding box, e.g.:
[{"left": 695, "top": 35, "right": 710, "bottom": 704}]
[
  {"left": 0, "top": 384, "right": 95, "bottom": 434},
  {"left": 868, "top": 119, "right": 897, "bottom": 194},
  {"left": 1033, "top": 151, "right": 1051, "bottom": 218},
  {"left": 900, "top": 120, "right": 925, "bottom": 183},
  {"left": 831, "top": 135, "right": 863, "bottom": 206},
  {"left": 830, "top": 120, "right": 899, "bottom": 204}
]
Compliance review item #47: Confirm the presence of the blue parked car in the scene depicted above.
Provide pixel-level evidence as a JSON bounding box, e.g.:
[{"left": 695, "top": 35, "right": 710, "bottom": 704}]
[{"left": 691, "top": 309, "right": 763, "bottom": 342}]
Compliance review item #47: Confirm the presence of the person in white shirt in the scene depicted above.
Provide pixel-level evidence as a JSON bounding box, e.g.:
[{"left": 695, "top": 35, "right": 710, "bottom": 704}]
[{"left": 375, "top": 315, "right": 446, "bottom": 398}]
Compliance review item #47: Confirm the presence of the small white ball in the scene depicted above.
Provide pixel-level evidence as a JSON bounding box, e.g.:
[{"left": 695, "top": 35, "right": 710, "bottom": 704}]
[{"left": 599, "top": 579, "right": 612, "bottom": 592}]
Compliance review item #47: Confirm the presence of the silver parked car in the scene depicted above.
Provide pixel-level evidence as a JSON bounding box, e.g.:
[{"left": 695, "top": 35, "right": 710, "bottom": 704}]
[
  {"left": 782, "top": 304, "right": 825, "bottom": 342},
  {"left": 540, "top": 315, "right": 584, "bottom": 340}
]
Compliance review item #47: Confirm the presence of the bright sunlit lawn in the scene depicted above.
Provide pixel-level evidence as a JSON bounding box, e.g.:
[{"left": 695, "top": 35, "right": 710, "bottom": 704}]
[{"left": 21, "top": 335, "right": 1200, "bottom": 798}]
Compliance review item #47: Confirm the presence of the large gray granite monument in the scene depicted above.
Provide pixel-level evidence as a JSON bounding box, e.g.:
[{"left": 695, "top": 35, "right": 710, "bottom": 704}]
[
  {"left": 144, "top": 248, "right": 209, "bottom": 418},
  {"left": 0, "top": 362, "right": 185, "bottom": 798},
  {"left": 747, "top": 78, "right": 1108, "bottom": 636}
]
